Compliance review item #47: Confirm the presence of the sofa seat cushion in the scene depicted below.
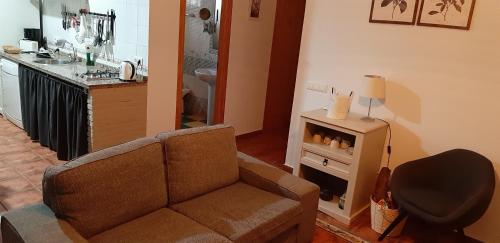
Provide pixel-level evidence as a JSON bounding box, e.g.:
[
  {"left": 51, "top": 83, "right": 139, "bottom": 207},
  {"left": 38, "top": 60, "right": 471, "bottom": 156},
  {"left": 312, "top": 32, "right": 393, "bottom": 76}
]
[
  {"left": 89, "top": 208, "right": 231, "bottom": 243},
  {"left": 171, "top": 182, "right": 302, "bottom": 243}
]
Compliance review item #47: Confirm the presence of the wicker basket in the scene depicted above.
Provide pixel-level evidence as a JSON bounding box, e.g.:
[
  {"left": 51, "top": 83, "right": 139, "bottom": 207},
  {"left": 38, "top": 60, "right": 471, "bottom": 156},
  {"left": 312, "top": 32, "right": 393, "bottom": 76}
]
[{"left": 370, "top": 198, "right": 407, "bottom": 237}]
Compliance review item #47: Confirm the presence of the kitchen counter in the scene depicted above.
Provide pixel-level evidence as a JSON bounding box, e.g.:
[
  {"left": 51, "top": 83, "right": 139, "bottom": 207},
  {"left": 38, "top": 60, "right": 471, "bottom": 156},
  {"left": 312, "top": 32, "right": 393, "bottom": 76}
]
[{"left": 0, "top": 51, "right": 146, "bottom": 90}]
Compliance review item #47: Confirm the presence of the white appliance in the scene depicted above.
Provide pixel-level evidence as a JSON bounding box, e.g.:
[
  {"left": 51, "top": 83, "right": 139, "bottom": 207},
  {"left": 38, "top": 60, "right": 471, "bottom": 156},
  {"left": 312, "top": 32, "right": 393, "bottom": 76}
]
[
  {"left": 0, "top": 59, "right": 23, "bottom": 128},
  {"left": 19, "top": 39, "right": 38, "bottom": 52},
  {"left": 0, "top": 60, "right": 3, "bottom": 115},
  {"left": 119, "top": 61, "right": 137, "bottom": 81}
]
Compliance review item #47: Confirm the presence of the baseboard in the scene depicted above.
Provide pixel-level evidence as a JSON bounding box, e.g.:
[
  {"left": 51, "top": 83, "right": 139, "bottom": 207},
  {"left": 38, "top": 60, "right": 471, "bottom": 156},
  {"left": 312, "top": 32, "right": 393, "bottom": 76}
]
[
  {"left": 283, "top": 163, "right": 294, "bottom": 171},
  {"left": 235, "top": 130, "right": 263, "bottom": 139}
]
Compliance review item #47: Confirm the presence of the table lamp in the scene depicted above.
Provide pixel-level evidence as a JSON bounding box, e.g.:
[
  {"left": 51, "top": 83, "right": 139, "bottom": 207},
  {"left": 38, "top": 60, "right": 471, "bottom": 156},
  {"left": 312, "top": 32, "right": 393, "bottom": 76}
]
[{"left": 361, "top": 75, "right": 386, "bottom": 122}]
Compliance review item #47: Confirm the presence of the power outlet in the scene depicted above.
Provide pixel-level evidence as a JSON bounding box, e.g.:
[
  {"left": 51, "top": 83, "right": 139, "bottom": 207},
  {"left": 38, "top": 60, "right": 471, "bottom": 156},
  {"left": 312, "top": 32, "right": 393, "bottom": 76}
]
[{"left": 306, "top": 82, "right": 330, "bottom": 93}]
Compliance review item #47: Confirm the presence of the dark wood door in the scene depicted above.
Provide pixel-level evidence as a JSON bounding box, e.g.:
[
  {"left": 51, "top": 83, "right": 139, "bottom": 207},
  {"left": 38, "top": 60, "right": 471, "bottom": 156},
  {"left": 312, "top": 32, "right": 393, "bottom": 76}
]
[{"left": 263, "top": 0, "right": 307, "bottom": 132}]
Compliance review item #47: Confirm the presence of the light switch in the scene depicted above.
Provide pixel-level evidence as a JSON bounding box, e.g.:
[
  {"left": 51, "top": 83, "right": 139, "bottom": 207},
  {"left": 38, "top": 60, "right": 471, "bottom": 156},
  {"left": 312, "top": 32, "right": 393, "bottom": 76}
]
[{"left": 306, "top": 82, "right": 329, "bottom": 93}]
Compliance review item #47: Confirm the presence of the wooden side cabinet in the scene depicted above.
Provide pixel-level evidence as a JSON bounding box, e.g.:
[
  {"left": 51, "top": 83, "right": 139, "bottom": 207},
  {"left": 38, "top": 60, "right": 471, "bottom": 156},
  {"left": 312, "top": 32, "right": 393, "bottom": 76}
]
[
  {"left": 293, "top": 109, "right": 388, "bottom": 224},
  {"left": 88, "top": 85, "right": 147, "bottom": 152}
]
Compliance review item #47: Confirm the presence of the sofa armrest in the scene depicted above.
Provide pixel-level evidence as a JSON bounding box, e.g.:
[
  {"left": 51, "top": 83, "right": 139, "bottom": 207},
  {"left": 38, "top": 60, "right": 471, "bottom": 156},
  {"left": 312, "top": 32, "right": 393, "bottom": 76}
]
[
  {"left": 237, "top": 152, "right": 319, "bottom": 243},
  {"left": 1, "top": 204, "right": 88, "bottom": 243}
]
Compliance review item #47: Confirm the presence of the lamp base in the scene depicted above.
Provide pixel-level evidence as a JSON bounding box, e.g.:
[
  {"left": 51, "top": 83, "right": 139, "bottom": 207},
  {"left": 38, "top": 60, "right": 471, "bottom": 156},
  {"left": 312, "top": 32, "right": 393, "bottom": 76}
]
[{"left": 361, "top": 116, "right": 375, "bottom": 122}]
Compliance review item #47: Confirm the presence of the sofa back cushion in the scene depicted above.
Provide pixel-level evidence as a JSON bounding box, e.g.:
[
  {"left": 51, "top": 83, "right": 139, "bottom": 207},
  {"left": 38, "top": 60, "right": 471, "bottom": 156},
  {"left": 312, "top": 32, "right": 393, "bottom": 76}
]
[
  {"left": 156, "top": 125, "right": 239, "bottom": 204},
  {"left": 43, "top": 137, "right": 168, "bottom": 238}
]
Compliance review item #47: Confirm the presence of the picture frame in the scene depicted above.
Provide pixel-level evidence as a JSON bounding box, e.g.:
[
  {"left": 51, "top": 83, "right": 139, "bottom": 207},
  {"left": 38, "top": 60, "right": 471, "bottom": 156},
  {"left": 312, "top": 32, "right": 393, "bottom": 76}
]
[
  {"left": 369, "top": 0, "right": 420, "bottom": 25},
  {"left": 250, "top": 0, "right": 262, "bottom": 18},
  {"left": 417, "top": 0, "right": 476, "bottom": 30}
]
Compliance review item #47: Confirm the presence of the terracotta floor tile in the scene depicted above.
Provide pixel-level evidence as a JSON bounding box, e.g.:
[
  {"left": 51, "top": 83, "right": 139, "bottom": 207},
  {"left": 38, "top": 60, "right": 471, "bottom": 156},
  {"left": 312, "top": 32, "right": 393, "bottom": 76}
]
[
  {"left": 0, "top": 118, "right": 57, "bottom": 211},
  {"left": 0, "top": 144, "right": 30, "bottom": 155},
  {"left": 0, "top": 152, "right": 41, "bottom": 165},
  {"left": 31, "top": 146, "right": 55, "bottom": 157},
  {"left": 21, "top": 168, "right": 46, "bottom": 187},
  {"left": 1, "top": 189, "right": 42, "bottom": 210},
  {"left": 0, "top": 178, "right": 34, "bottom": 196},
  {"left": 44, "top": 153, "right": 64, "bottom": 165},
  {"left": 0, "top": 167, "right": 21, "bottom": 181},
  {"left": 24, "top": 141, "right": 44, "bottom": 149},
  {"left": 11, "top": 159, "right": 51, "bottom": 175}
]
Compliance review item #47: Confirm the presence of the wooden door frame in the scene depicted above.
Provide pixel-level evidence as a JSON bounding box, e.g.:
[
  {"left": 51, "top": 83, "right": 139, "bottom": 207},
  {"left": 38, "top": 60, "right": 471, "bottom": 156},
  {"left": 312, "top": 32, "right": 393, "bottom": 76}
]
[{"left": 175, "top": 0, "right": 233, "bottom": 129}]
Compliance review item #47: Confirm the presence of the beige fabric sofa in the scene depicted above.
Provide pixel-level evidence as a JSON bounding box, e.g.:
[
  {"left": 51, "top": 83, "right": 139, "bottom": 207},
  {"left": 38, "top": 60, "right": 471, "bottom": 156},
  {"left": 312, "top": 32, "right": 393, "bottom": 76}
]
[{"left": 1, "top": 125, "right": 319, "bottom": 243}]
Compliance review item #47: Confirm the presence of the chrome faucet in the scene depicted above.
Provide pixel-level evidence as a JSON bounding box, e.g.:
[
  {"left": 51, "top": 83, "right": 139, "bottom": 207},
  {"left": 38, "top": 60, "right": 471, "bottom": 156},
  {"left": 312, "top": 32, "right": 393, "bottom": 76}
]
[{"left": 55, "top": 39, "right": 78, "bottom": 62}]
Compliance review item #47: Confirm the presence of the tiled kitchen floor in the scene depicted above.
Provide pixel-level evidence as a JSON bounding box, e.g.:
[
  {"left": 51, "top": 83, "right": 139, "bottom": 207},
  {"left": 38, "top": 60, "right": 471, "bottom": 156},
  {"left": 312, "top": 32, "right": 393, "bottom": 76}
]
[{"left": 0, "top": 116, "right": 64, "bottom": 211}]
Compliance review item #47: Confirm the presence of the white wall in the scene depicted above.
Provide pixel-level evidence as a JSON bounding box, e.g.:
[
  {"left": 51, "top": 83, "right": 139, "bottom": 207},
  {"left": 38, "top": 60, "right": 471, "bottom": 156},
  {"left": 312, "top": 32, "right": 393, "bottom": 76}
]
[
  {"left": 146, "top": 0, "right": 180, "bottom": 135},
  {"left": 42, "top": 0, "right": 149, "bottom": 67},
  {"left": 224, "top": 0, "right": 277, "bottom": 135},
  {"left": 287, "top": 1, "right": 500, "bottom": 241},
  {"left": 0, "top": 0, "right": 39, "bottom": 47}
]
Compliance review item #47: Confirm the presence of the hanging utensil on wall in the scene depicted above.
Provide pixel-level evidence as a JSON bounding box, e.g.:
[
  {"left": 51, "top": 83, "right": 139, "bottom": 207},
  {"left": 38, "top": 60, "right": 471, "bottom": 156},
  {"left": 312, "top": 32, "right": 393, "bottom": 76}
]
[
  {"left": 92, "top": 17, "right": 98, "bottom": 46},
  {"left": 61, "top": 4, "right": 67, "bottom": 30},
  {"left": 105, "top": 11, "right": 110, "bottom": 42},
  {"left": 110, "top": 10, "right": 116, "bottom": 44},
  {"left": 99, "top": 19, "right": 104, "bottom": 46}
]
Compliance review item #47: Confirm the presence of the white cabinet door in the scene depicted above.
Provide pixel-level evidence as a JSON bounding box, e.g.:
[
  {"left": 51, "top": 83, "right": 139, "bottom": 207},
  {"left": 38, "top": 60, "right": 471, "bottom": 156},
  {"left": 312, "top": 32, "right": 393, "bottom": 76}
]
[
  {"left": 0, "top": 60, "right": 3, "bottom": 115},
  {"left": 2, "top": 68, "right": 23, "bottom": 128}
]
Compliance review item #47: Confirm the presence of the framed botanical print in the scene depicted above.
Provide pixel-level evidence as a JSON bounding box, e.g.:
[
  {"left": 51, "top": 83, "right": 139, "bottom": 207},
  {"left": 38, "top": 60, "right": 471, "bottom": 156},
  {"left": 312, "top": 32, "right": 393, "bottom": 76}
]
[
  {"left": 369, "top": 0, "right": 420, "bottom": 25},
  {"left": 417, "top": 0, "right": 476, "bottom": 30}
]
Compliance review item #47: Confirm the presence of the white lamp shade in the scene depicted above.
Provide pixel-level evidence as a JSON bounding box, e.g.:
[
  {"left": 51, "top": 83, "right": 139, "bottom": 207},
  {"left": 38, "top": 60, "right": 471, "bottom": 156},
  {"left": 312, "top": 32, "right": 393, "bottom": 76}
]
[{"left": 362, "top": 75, "right": 386, "bottom": 99}]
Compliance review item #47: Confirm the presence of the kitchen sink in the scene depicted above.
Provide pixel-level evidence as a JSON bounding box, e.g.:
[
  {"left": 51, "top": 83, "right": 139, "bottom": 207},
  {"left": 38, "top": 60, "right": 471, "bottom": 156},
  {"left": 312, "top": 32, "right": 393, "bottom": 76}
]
[{"left": 33, "top": 59, "right": 74, "bottom": 65}]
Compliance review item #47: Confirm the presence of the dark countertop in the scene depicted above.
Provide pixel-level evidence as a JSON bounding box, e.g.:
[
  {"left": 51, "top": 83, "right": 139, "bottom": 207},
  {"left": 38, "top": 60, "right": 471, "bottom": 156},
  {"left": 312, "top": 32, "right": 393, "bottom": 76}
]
[{"left": 0, "top": 51, "right": 147, "bottom": 90}]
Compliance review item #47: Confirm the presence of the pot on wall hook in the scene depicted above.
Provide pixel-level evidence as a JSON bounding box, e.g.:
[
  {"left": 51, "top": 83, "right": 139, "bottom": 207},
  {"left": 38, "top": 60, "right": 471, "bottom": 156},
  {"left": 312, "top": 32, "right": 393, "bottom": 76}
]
[{"left": 199, "top": 8, "right": 211, "bottom": 20}]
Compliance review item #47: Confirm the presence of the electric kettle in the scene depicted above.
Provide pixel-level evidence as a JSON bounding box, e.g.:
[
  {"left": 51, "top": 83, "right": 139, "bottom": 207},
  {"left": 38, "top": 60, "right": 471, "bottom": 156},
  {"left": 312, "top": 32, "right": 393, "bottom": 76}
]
[{"left": 119, "top": 61, "right": 136, "bottom": 81}]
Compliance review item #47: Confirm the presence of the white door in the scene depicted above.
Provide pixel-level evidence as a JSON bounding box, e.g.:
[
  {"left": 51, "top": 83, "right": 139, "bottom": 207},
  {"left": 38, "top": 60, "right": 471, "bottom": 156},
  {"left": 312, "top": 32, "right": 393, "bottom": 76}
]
[{"left": 0, "top": 60, "right": 3, "bottom": 115}]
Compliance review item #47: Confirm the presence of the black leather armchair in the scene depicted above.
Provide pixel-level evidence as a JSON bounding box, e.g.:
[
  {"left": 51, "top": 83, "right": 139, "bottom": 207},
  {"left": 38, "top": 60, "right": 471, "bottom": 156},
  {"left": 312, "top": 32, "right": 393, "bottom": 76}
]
[{"left": 379, "top": 149, "right": 496, "bottom": 241}]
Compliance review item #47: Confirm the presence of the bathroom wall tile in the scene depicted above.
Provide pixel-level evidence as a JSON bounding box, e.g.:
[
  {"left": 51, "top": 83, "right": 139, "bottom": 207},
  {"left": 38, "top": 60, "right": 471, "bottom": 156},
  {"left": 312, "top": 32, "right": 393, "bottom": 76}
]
[{"left": 137, "top": 26, "right": 149, "bottom": 46}]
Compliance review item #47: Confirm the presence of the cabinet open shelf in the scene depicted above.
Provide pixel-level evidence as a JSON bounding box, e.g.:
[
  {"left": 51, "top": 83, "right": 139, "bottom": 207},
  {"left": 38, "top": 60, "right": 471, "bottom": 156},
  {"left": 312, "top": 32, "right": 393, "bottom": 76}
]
[
  {"left": 319, "top": 198, "right": 343, "bottom": 219},
  {"left": 302, "top": 121, "right": 356, "bottom": 163},
  {"left": 302, "top": 142, "right": 353, "bottom": 164},
  {"left": 299, "top": 163, "right": 350, "bottom": 222}
]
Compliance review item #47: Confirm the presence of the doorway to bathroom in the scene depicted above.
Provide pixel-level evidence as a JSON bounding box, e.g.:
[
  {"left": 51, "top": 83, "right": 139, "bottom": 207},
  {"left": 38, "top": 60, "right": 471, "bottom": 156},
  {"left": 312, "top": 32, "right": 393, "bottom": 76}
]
[{"left": 176, "top": 0, "right": 232, "bottom": 129}]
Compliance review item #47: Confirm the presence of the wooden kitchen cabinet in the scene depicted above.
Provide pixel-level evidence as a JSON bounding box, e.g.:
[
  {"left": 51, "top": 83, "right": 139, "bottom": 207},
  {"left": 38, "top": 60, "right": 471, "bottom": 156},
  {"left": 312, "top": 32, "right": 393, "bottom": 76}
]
[{"left": 88, "top": 85, "right": 147, "bottom": 152}]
